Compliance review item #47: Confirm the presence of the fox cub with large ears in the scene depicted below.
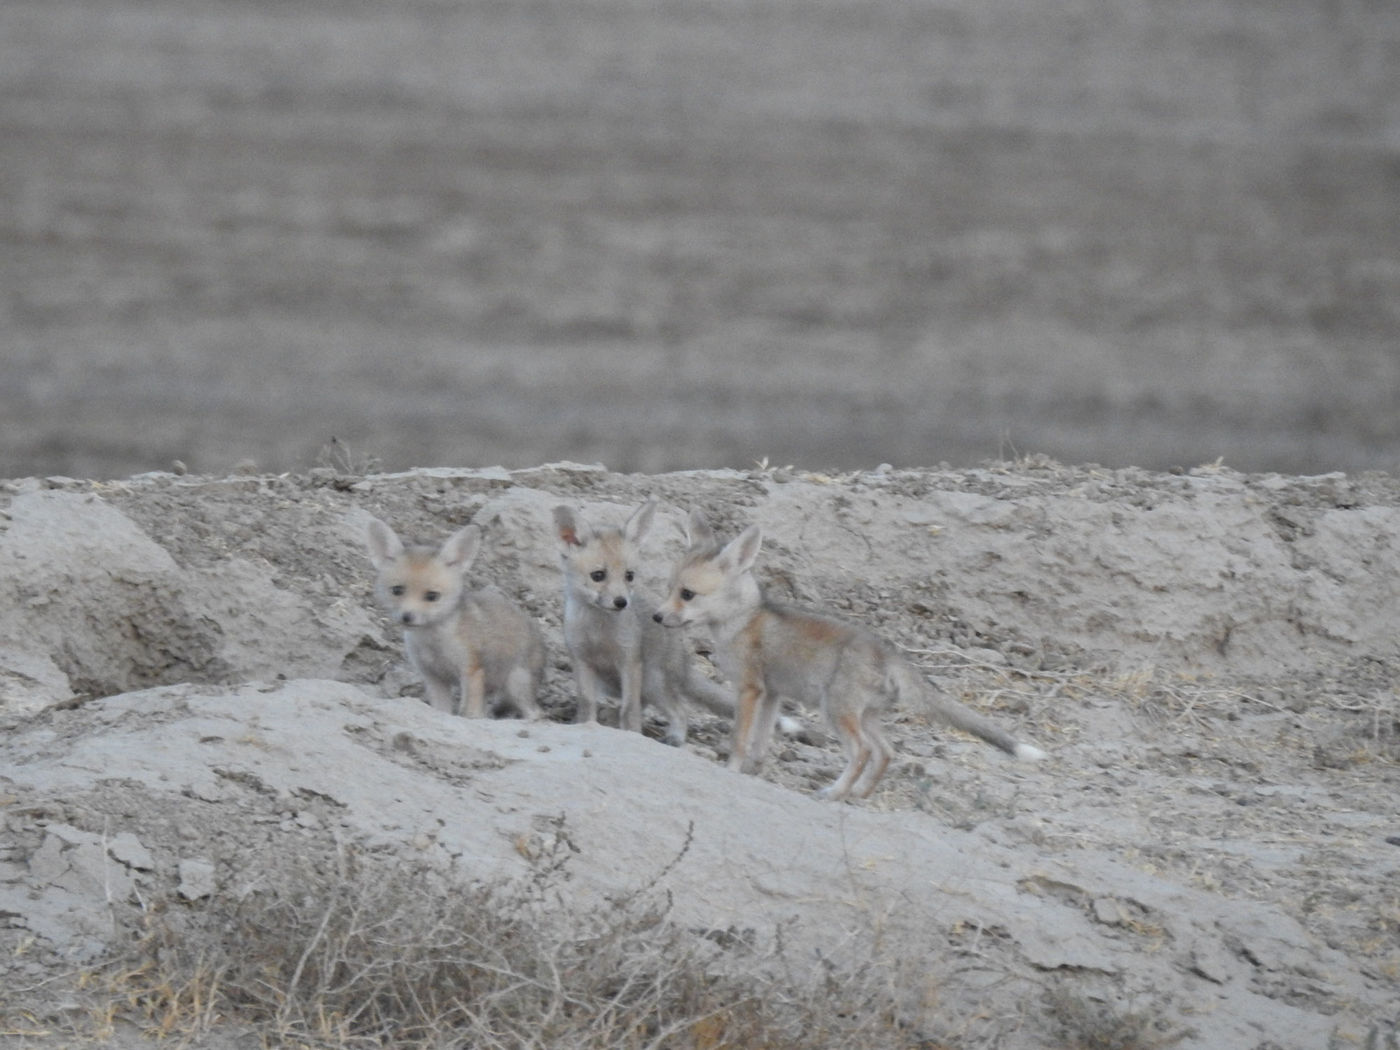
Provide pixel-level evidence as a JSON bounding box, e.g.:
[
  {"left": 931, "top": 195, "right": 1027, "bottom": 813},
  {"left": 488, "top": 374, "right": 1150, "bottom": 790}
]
[
  {"left": 367, "top": 518, "right": 544, "bottom": 720},
  {"left": 552, "top": 500, "right": 736, "bottom": 745},
  {"left": 654, "top": 510, "right": 1045, "bottom": 800}
]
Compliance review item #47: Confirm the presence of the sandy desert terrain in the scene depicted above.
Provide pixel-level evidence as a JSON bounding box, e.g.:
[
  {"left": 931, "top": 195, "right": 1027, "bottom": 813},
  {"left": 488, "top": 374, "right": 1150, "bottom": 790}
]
[
  {"left": 1, "top": 3, "right": 1399, "bottom": 1046},
  {"left": 1, "top": 461, "right": 1397, "bottom": 1047}
]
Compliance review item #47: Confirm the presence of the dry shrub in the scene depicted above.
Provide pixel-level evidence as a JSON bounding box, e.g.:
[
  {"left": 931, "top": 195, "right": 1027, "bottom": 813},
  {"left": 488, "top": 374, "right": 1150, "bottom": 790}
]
[
  {"left": 92, "top": 824, "right": 942, "bottom": 1050},
  {"left": 913, "top": 647, "right": 1284, "bottom": 739},
  {"left": 1043, "top": 987, "right": 1191, "bottom": 1050}
]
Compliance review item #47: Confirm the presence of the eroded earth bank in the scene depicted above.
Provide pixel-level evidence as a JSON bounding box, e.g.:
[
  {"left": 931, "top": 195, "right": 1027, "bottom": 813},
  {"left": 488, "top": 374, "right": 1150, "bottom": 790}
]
[{"left": 1, "top": 461, "right": 1398, "bottom": 1048}]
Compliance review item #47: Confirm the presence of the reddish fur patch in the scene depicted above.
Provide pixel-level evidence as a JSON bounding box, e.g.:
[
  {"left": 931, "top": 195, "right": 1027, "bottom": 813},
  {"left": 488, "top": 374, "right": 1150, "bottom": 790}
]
[
  {"left": 740, "top": 612, "right": 767, "bottom": 651},
  {"left": 732, "top": 681, "right": 763, "bottom": 757},
  {"left": 736, "top": 682, "right": 762, "bottom": 721},
  {"left": 794, "top": 615, "right": 845, "bottom": 644}
]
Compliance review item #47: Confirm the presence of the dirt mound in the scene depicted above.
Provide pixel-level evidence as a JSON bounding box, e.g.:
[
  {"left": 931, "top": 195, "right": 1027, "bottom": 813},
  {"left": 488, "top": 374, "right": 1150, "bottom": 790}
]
[
  {"left": 0, "top": 481, "right": 379, "bottom": 713},
  {"left": 2, "top": 462, "right": 1397, "bottom": 1047}
]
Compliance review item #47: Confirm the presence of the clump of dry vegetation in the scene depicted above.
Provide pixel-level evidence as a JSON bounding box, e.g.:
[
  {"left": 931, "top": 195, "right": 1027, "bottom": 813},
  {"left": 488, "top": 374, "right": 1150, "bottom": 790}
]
[
  {"left": 78, "top": 825, "right": 952, "bottom": 1050},
  {"left": 1043, "top": 987, "right": 1192, "bottom": 1050}
]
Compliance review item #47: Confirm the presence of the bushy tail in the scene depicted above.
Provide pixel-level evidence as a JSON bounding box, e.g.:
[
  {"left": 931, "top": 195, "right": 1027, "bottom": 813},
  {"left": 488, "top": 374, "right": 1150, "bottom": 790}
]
[
  {"left": 684, "top": 675, "right": 802, "bottom": 737},
  {"left": 683, "top": 674, "right": 736, "bottom": 717},
  {"left": 890, "top": 660, "right": 1046, "bottom": 760}
]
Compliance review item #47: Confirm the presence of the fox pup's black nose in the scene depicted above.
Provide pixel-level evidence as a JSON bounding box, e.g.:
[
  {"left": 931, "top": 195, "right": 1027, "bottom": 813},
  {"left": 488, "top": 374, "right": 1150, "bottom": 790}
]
[
  {"left": 612, "top": 596, "right": 628, "bottom": 609},
  {"left": 652, "top": 612, "right": 663, "bottom": 623}
]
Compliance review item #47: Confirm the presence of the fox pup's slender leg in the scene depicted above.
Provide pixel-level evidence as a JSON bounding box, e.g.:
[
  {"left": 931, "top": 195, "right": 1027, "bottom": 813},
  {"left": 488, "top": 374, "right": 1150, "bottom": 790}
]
[
  {"left": 506, "top": 667, "right": 542, "bottom": 721},
  {"left": 661, "top": 712, "right": 688, "bottom": 747},
  {"left": 851, "top": 711, "right": 894, "bottom": 799},
  {"left": 744, "top": 690, "right": 785, "bottom": 774},
  {"left": 421, "top": 673, "right": 458, "bottom": 715},
  {"left": 728, "top": 681, "right": 763, "bottom": 772},
  {"left": 619, "top": 650, "right": 644, "bottom": 733},
  {"left": 731, "top": 679, "right": 783, "bottom": 774},
  {"left": 655, "top": 667, "right": 691, "bottom": 746},
  {"left": 820, "top": 708, "right": 873, "bottom": 801},
  {"left": 573, "top": 661, "right": 603, "bottom": 725},
  {"left": 460, "top": 661, "right": 488, "bottom": 719}
]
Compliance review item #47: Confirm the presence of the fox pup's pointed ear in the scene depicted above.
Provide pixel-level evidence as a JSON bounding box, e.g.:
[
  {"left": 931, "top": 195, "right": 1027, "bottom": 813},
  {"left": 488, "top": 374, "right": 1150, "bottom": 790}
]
[
  {"left": 553, "top": 505, "right": 588, "bottom": 547},
  {"left": 685, "top": 509, "right": 715, "bottom": 550},
  {"left": 623, "top": 500, "right": 657, "bottom": 544},
  {"left": 439, "top": 525, "right": 482, "bottom": 571},
  {"left": 366, "top": 518, "right": 403, "bottom": 568},
  {"left": 717, "top": 524, "right": 762, "bottom": 575}
]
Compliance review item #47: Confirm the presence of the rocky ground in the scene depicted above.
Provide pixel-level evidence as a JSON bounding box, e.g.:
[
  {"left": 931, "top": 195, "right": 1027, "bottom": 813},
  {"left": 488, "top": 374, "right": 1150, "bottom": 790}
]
[
  {"left": 1, "top": 461, "right": 1397, "bottom": 1048},
  {"left": 4, "top": 2, "right": 1399, "bottom": 1044}
]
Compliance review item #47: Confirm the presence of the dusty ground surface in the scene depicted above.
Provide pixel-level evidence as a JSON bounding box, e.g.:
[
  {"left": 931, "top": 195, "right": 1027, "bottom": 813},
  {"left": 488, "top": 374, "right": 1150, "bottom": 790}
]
[
  {"left": 3, "top": 0, "right": 1400, "bottom": 480},
  {"left": 1, "top": 461, "right": 1397, "bottom": 1048},
  {"left": 3, "top": 7, "right": 1399, "bottom": 1041}
]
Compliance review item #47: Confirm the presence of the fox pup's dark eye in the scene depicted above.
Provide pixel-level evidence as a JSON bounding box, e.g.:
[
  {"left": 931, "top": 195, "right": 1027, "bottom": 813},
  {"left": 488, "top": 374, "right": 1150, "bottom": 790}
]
[
  {"left": 423, "top": 591, "right": 441, "bottom": 602},
  {"left": 680, "top": 588, "right": 695, "bottom": 602},
  {"left": 624, "top": 571, "right": 635, "bottom": 583},
  {"left": 390, "top": 585, "right": 406, "bottom": 597},
  {"left": 590, "top": 570, "right": 606, "bottom": 582}
]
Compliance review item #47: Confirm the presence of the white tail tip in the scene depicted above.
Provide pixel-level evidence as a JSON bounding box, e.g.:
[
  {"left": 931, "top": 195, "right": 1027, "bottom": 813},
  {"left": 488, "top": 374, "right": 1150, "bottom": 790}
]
[{"left": 1015, "top": 743, "right": 1048, "bottom": 761}]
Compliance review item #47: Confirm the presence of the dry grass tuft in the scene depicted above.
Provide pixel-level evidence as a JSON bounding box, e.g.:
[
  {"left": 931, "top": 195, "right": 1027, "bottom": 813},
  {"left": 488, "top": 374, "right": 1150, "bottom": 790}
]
[
  {"left": 1043, "top": 987, "right": 1192, "bottom": 1050},
  {"left": 85, "top": 823, "right": 953, "bottom": 1049},
  {"left": 315, "top": 436, "right": 381, "bottom": 479},
  {"left": 909, "top": 647, "right": 1293, "bottom": 740},
  {"left": 1093, "top": 665, "right": 1273, "bottom": 730}
]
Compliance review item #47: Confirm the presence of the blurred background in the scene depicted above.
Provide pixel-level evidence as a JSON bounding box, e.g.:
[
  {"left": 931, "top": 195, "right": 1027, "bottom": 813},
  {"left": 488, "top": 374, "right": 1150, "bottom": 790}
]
[{"left": 2, "top": 0, "right": 1398, "bottom": 480}]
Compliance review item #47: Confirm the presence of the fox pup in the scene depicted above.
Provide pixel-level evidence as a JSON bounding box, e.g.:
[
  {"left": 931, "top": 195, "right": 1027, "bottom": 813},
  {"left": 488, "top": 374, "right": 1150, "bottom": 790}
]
[
  {"left": 553, "top": 500, "right": 735, "bottom": 745},
  {"left": 366, "top": 517, "right": 544, "bottom": 720},
  {"left": 653, "top": 510, "right": 1046, "bottom": 800}
]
